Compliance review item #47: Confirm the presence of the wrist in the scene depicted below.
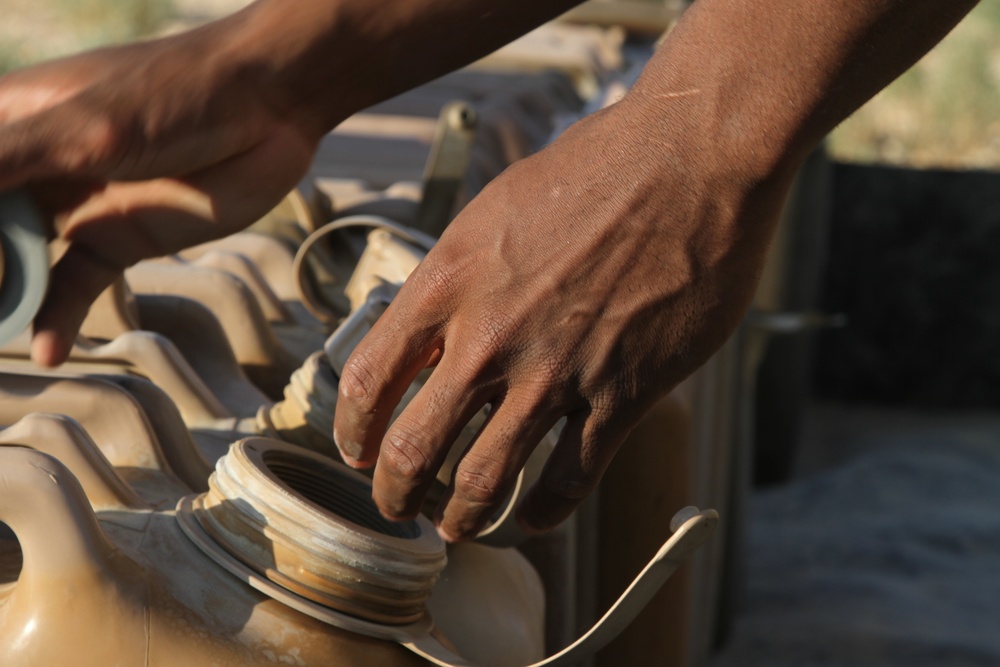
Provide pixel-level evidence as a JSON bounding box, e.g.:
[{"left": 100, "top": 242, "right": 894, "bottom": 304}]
[
  {"left": 212, "top": 0, "right": 585, "bottom": 137},
  {"left": 210, "top": 0, "right": 369, "bottom": 137},
  {"left": 619, "top": 60, "right": 805, "bottom": 201},
  {"left": 524, "top": 93, "right": 789, "bottom": 291},
  {"left": 598, "top": 89, "right": 797, "bottom": 249},
  {"left": 621, "top": 0, "right": 980, "bottom": 195}
]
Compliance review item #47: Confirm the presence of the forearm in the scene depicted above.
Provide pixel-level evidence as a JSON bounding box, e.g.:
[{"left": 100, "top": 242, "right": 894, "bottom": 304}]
[
  {"left": 220, "top": 0, "right": 582, "bottom": 134},
  {"left": 219, "top": 0, "right": 978, "bottom": 150},
  {"left": 622, "top": 0, "right": 978, "bottom": 188}
]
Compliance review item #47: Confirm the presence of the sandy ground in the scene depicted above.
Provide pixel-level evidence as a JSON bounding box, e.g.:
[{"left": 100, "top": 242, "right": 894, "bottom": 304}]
[{"left": 711, "top": 406, "right": 1000, "bottom": 666}]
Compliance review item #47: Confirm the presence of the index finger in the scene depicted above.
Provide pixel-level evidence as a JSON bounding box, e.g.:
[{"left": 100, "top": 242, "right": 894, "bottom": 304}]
[{"left": 332, "top": 296, "right": 443, "bottom": 467}]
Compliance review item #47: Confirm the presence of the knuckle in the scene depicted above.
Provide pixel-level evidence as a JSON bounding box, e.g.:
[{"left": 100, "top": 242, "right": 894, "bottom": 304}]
[
  {"left": 339, "top": 353, "right": 387, "bottom": 412},
  {"left": 380, "top": 426, "right": 436, "bottom": 483},
  {"left": 58, "top": 109, "right": 123, "bottom": 172},
  {"left": 534, "top": 350, "right": 572, "bottom": 392},
  {"left": 589, "top": 394, "right": 619, "bottom": 424},
  {"left": 449, "top": 310, "right": 520, "bottom": 381},
  {"left": 411, "top": 257, "right": 462, "bottom": 304},
  {"left": 590, "top": 378, "right": 640, "bottom": 420},
  {"left": 454, "top": 468, "right": 508, "bottom": 507},
  {"left": 472, "top": 309, "right": 516, "bottom": 354},
  {"left": 443, "top": 321, "right": 515, "bottom": 387},
  {"left": 452, "top": 454, "right": 510, "bottom": 507},
  {"left": 594, "top": 391, "right": 622, "bottom": 425},
  {"left": 543, "top": 472, "right": 598, "bottom": 502},
  {"left": 511, "top": 353, "right": 577, "bottom": 415}
]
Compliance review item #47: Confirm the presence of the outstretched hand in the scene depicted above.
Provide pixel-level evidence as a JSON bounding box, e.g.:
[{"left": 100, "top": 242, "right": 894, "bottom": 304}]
[
  {"left": 0, "top": 21, "right": 320, "bottom": 366},
  {"left": 332, "top": 99, "right": 788, "bottom": 541},
  {"left": 1, "top": 0, "right": 974, "bottom": 544}
]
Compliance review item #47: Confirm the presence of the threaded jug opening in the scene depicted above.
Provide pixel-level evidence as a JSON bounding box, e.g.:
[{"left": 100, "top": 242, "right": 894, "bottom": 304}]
[
  {"left": 262, "top": 449, "right": 418, "bottom": 539},
  {"left": 182, "top": 438, "right": 446, "bottom": 625}
]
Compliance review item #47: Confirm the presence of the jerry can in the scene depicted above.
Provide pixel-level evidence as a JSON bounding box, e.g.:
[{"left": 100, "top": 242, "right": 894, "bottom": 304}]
[
  {"left": 0, "top": 430, "right": 551, "bottom": 666},
  {"left": 0, "top": 428, "right": 714, "bottom": 667}
]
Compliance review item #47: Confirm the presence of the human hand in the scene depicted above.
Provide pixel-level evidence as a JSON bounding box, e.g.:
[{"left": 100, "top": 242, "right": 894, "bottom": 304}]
[
  {"left": 0, "top": 16, "right": 324, "bottom": 367},
  {"left": 332, "top": 98, "right": 795, "bottom": 542},
  {"left": 0, "top": 0, "right": 596, "bottom": 369}
]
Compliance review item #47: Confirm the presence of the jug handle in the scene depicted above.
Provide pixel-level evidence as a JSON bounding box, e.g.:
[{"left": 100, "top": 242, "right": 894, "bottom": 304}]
[
  {"left": 0, "top": 190, "right": 49, "bottom": 347},
  {"left": 0, "top": 414, "right": 146, "bottom": 510},
  {"left": 0, "top": 447, "right": 115, "bottom": 583},
  {"left": 403, "top": 506, "right": 719, "bottom": 667},
  {"left": 293, "top": 215, "right": 434, "bottom": 324}
]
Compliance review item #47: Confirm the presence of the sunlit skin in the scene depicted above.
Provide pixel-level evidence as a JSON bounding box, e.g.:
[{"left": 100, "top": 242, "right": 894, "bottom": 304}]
[{"left": 0, "top": 0, "right": 979, "bottom": 541}]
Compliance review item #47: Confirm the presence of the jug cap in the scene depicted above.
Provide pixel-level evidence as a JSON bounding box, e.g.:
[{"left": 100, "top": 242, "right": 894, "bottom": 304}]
[{"left": 0, "top": 190, "right": 48, "bottom": 347}]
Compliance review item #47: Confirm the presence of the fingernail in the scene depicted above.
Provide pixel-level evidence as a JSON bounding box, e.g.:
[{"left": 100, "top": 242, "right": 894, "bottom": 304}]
[
  {"left": 30, "top": 330, "right": 61, "bottom": 368},
  {"left": 436, "top": 524, "right": 460, "bottom": 544},
  {"left": 332, "top": 428, "right": 363, "bottom": 463}
]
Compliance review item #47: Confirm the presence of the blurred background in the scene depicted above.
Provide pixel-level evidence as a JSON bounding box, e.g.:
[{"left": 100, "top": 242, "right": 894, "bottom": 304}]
[
  {"left": 2, "top": 0, "right": 999, "bottom": 167},
  {"left": 2, "top": 0, "right": 1000, "bottom": 665}
]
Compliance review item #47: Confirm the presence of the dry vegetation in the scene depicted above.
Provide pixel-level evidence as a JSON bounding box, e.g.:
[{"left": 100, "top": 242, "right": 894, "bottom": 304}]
[
  {"left": 0, "top": 0, "right": 172, "bottom": 69},
  {"left": 829, "top": 0, "right": 1000, "bottom": 169}
]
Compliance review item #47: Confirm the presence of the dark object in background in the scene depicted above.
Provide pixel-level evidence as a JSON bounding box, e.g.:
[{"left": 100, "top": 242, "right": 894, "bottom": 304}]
[
  {"left": 815, "top": 163, "right": 1000, "bottom": 407},
  {"left": 753, "top": 150, "right": 833, "bottom": 486}
]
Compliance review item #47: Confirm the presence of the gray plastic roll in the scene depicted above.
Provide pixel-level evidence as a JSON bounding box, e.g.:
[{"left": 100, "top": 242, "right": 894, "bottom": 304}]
[{"left": 0, "top": 191, "right": 49, "bottom": 347}]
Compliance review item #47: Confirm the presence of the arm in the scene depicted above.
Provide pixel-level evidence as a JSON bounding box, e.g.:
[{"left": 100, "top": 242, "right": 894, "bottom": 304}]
[
  {"left": 0, "top": 0, "right": 978, "bottom": 540},
  {"left": 0, "top": 0, "right": 580, "bottom": 365},
  {"left": 329, "top": 0, "right": 980, "bottom": 540}
]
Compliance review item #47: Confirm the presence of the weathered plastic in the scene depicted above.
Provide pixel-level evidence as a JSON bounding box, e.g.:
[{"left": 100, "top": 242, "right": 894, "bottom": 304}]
[
  {"left": 0, "top": 431, "right": 547, "bottom": 666},
  {"left": 0, "top": 446, "right": 429, "bottom": 666}
]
